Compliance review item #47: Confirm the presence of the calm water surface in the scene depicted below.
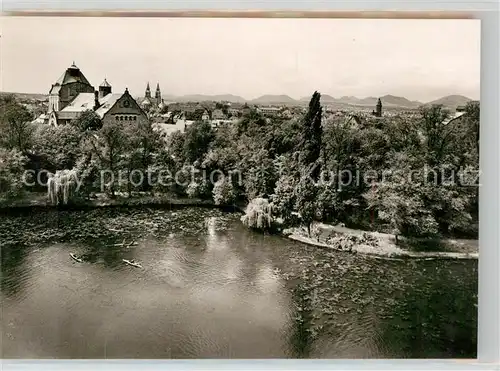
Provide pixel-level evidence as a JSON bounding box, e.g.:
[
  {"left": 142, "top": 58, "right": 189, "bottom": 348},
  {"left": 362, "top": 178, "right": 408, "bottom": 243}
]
[{"left": 0, "top": 207, "right": 477, "bottom": 358}]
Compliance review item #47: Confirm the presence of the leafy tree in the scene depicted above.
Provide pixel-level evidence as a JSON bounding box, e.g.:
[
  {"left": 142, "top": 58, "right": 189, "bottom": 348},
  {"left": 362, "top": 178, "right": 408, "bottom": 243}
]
[
  {"left": 0, "top": 148, "right": 27, "bottom": 199},
  {"left": 294, "top": 172, "right": 318, "bottom": 236},
  {"left": 186, "top": 179, "right": 211, "bottom": 199},
  {"left": 237, "top": 108, "right": 267, "bottom": 135},
  {"left": 315, "top": 183, "right": 337, "bottom": 223},
  {"left": 167, "top": 130, "right": 186, "bottom": 166},
  {"left": 183, "top": 121, "right": 215, "bottom": 164},
  {"left": 124, "top": 120, "right": 165, "bottom": 192},
  {"left": 31, "top": 124, "right": 83, "bottom": 169},
  {"left": 299, "top": 91, "right": 323, "bottom": 178},
  {"left": 0, "top": 96, "right": 34, "bottom": 152},
  {"left": 322, "top": 116, "right": 360, "bottom": 189},
  {"left": 419, "top": 104, "right": 452, "bottom": 167},
  {"left": 363, "top": 152, "right": 440, "bottom": 240},
  {"left": 271, "top": 174, "right": 297, "bottom": 226},
  {"left": 463, "top": 101, "right": 480, "bottom": 156},
  {"left": 72, "top": 110, "right": 103, "bottom": 132},
  {"left": 261, "top": 116, "right": 301, "bottom": 157},
  {"left": 241, "top": 197, "right": 274, "bottom": 231},
  {"left": 93, "top": 120, "right": 129, "bottom": 197},
  {"left": 212, "top": 177, "right": 236, "bottom": 205}
]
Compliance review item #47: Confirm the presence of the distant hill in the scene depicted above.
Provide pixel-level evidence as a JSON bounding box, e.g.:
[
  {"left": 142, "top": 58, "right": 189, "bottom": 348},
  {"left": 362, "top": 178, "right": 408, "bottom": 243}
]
[
  {"left": 2, "top": 90, "right": 476, "bottom": 111},
  {"left": 379, "top": 95, "right": 422, "bottom": 108},
  {"left": 318, "top": 94, "right": 336, "bottom": 103},
  {"left": 300, "top": 94, "right": 336, "bottom": 103},
  {"left": 250, "top": 95, "right": 296, "bottom": 104},
  {"left": 0, "top": 91, "right": 47, "bottom": 101},
  {"left": 425, "top": 95, "right": 472, "bottom": 109},
  {"left": 175, "top": 94, "right": 246, "bottom": 103},
  {"left": 299, "top": 94, "right": 422, "bottom": 109}
]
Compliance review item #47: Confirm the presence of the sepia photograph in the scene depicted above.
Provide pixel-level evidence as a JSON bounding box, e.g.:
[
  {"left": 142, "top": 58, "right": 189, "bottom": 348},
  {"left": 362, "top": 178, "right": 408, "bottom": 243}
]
[{"left": 0, "top": 15, "right": 480, "bottom": 359}]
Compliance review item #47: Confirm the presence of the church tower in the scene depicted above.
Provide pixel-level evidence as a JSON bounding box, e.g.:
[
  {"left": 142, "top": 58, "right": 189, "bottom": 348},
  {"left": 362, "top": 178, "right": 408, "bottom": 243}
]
[
  {"left": 372, "top": 98, "right": 383, "bottom": 117},
  {"left": 155, "top": 83, "right": 161, "bottom": 105},
  {"left": 145, "top": 82, "right": 152, "bottom": 99},
  {"left": 99, "top": 78, "right": 112, "bottom": 99},
  {"left": 376, "top": 98, "right": 383, "bottom": 117}
]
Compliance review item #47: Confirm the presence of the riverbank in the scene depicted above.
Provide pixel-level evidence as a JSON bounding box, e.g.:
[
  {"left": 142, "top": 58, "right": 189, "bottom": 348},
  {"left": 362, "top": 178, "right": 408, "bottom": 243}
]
[
  {"left": 1, "top": 193, "right": 478, "bottom": 259},
  {"left": 284, "top": 222, "right": 478, "bottom": 260},
  {"left": 0, "top": 192, "right": 239, "bottom": 212}
]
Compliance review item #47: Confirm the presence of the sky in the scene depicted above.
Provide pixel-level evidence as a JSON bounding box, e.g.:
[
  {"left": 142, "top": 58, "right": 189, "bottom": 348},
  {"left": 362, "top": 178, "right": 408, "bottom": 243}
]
[{"left": 0, "top": 17, "right": 480, "bottom": 102}]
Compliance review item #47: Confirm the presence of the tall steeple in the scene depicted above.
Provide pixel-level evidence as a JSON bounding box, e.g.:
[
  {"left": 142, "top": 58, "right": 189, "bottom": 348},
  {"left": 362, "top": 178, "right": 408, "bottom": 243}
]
[
  {"left": 145, "top": 82, "right": 151, "bottom": 99},
  {"left": 376, "top": 98, "right": 383, "bottom": 117},
  {"left": 155, "top": 82, "right": 161, "bottom": 105}
]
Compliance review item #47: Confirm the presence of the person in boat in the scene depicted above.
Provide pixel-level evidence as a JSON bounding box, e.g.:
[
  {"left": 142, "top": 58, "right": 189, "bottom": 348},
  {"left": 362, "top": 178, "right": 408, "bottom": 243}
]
[{"left": 129, "top": 259, "right": 136, "bottom": 264}]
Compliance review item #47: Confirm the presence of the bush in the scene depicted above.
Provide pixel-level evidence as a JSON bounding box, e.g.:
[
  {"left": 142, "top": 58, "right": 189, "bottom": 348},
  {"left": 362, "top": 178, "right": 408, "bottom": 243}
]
[
  {"left": 47, "top": 169, "right": 79, "bottom": 205},
  {"left": 241, "top": 197, "right": 274, "bottom": 231},
  {"left": 0, "top": 148, "right": 27, "bottom": 199},
  {"left": 212, "top": 178, "right": 236, "bottom": 205},
  {"left": 186, "top": 179, "right": 211, "bottom": 199}
]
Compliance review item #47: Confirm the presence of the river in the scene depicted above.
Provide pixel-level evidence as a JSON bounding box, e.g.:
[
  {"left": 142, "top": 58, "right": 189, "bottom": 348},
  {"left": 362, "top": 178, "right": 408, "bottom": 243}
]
[{"left": 0, "top": 207, "right": 478, "bottom": 358}]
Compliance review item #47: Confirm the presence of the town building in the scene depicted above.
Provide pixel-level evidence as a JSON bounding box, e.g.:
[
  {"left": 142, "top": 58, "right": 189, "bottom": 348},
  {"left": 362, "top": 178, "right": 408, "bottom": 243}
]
[
  {"left": 258, "top": 106, "right": 281, "bottom": 116},
  {"left": 44, "top": 62, "right": 147, "bottom": 126}
]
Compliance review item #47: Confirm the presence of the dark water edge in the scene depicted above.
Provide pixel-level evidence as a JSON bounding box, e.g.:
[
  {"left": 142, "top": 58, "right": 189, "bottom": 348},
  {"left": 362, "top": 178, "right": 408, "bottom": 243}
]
[
  {"left": 0, "top": 193, "right": 243, "bottom": 213},
  {"left": 0, "top": 207, "right": 478, "bottom": 359}
]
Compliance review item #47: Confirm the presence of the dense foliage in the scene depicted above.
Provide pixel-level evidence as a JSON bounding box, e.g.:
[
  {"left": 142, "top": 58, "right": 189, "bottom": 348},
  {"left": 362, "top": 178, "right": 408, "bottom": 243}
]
[{"left": 0, "top": 93, "right": 479, "bottom": 239}]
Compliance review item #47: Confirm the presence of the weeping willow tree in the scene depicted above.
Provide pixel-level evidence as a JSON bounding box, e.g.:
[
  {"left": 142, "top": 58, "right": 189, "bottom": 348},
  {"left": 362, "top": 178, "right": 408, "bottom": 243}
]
[
  {"left": 241, "top": 197, "right": 274, "bottom": 231},
  {"left": 47, "top": 169, "right": 79, "bottom": 205}
]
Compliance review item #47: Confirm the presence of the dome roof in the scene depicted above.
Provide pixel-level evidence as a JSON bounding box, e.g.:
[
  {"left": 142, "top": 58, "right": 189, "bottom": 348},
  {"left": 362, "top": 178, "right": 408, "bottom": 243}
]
[{"left": 141, "top": 98, "right": 152, "bottom": 106}]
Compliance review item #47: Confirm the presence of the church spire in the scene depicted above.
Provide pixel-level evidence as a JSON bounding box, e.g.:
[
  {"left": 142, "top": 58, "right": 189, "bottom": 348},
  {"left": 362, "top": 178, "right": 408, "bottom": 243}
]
[
  {"left": 155, "top": 82, "right": 161, "bottom": 105},
  {"left": 145, "top": 82, "right": 151, "bottom": 98}
]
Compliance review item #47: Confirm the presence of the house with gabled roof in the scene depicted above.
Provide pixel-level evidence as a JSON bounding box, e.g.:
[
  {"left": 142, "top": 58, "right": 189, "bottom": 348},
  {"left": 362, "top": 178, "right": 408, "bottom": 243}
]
[{"left": 45, "top": 62, "right": 147, "bottom": 127}]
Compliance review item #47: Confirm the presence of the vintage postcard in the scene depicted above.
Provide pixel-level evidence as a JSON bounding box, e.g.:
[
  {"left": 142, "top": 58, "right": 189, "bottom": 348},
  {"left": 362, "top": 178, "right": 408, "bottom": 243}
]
[{"left": 0, "top": 15, "right": 480, "bottom": 359}]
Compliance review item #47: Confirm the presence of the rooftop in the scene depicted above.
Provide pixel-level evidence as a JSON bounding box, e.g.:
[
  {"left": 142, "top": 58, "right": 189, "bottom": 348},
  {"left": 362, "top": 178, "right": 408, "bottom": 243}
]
[
  {"left": 54, "top": 63, "right": 92, "bottom": 87},
  {"left": 60, "top": 92, "right": 124, "bottom": 118}
]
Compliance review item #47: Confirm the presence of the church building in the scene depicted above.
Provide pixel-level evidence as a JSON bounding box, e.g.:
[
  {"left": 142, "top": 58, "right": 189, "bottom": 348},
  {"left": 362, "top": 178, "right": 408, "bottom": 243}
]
[
  {"left": 139, "top": 82, "right": 166, "bottom": 111},
  {"left": 46, "top": 62, "right": 148, "bottom": 126}
]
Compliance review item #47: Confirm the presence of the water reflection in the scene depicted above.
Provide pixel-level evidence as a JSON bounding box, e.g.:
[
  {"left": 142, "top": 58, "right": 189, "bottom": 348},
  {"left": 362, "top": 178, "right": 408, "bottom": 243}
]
[
  {"left": 380, "top": 260, "right": 478, "bottom": 358},
  {"left": 289, "top": 283, "right": 313, "bottom": 358},
  {"left": 1, "top": 246, "right": 30, "bottom": 299},
  {"left": 0, "top": 208, "right": 477, "bottom": 358}
]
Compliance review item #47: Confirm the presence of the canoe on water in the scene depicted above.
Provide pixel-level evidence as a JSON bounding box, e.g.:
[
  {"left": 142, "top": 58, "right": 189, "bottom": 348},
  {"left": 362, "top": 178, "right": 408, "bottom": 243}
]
[
  {"left": 122, "top": 259, "right": 142, "bottom": 268},
  {"left": 70, "top": 253, "right": 83, "bottom": 263}
]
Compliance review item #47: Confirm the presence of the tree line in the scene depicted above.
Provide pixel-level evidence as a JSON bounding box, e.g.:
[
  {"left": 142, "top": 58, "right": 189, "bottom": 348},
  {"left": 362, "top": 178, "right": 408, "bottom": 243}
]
[{"left": 0, "top": 92, "right": 479, "bottom": 239}]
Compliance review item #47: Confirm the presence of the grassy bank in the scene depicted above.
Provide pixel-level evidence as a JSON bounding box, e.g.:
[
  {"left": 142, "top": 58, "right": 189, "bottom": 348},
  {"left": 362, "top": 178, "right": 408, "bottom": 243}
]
[{"left": 284, "top": 222, "right": 478, "bottom": 260}]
